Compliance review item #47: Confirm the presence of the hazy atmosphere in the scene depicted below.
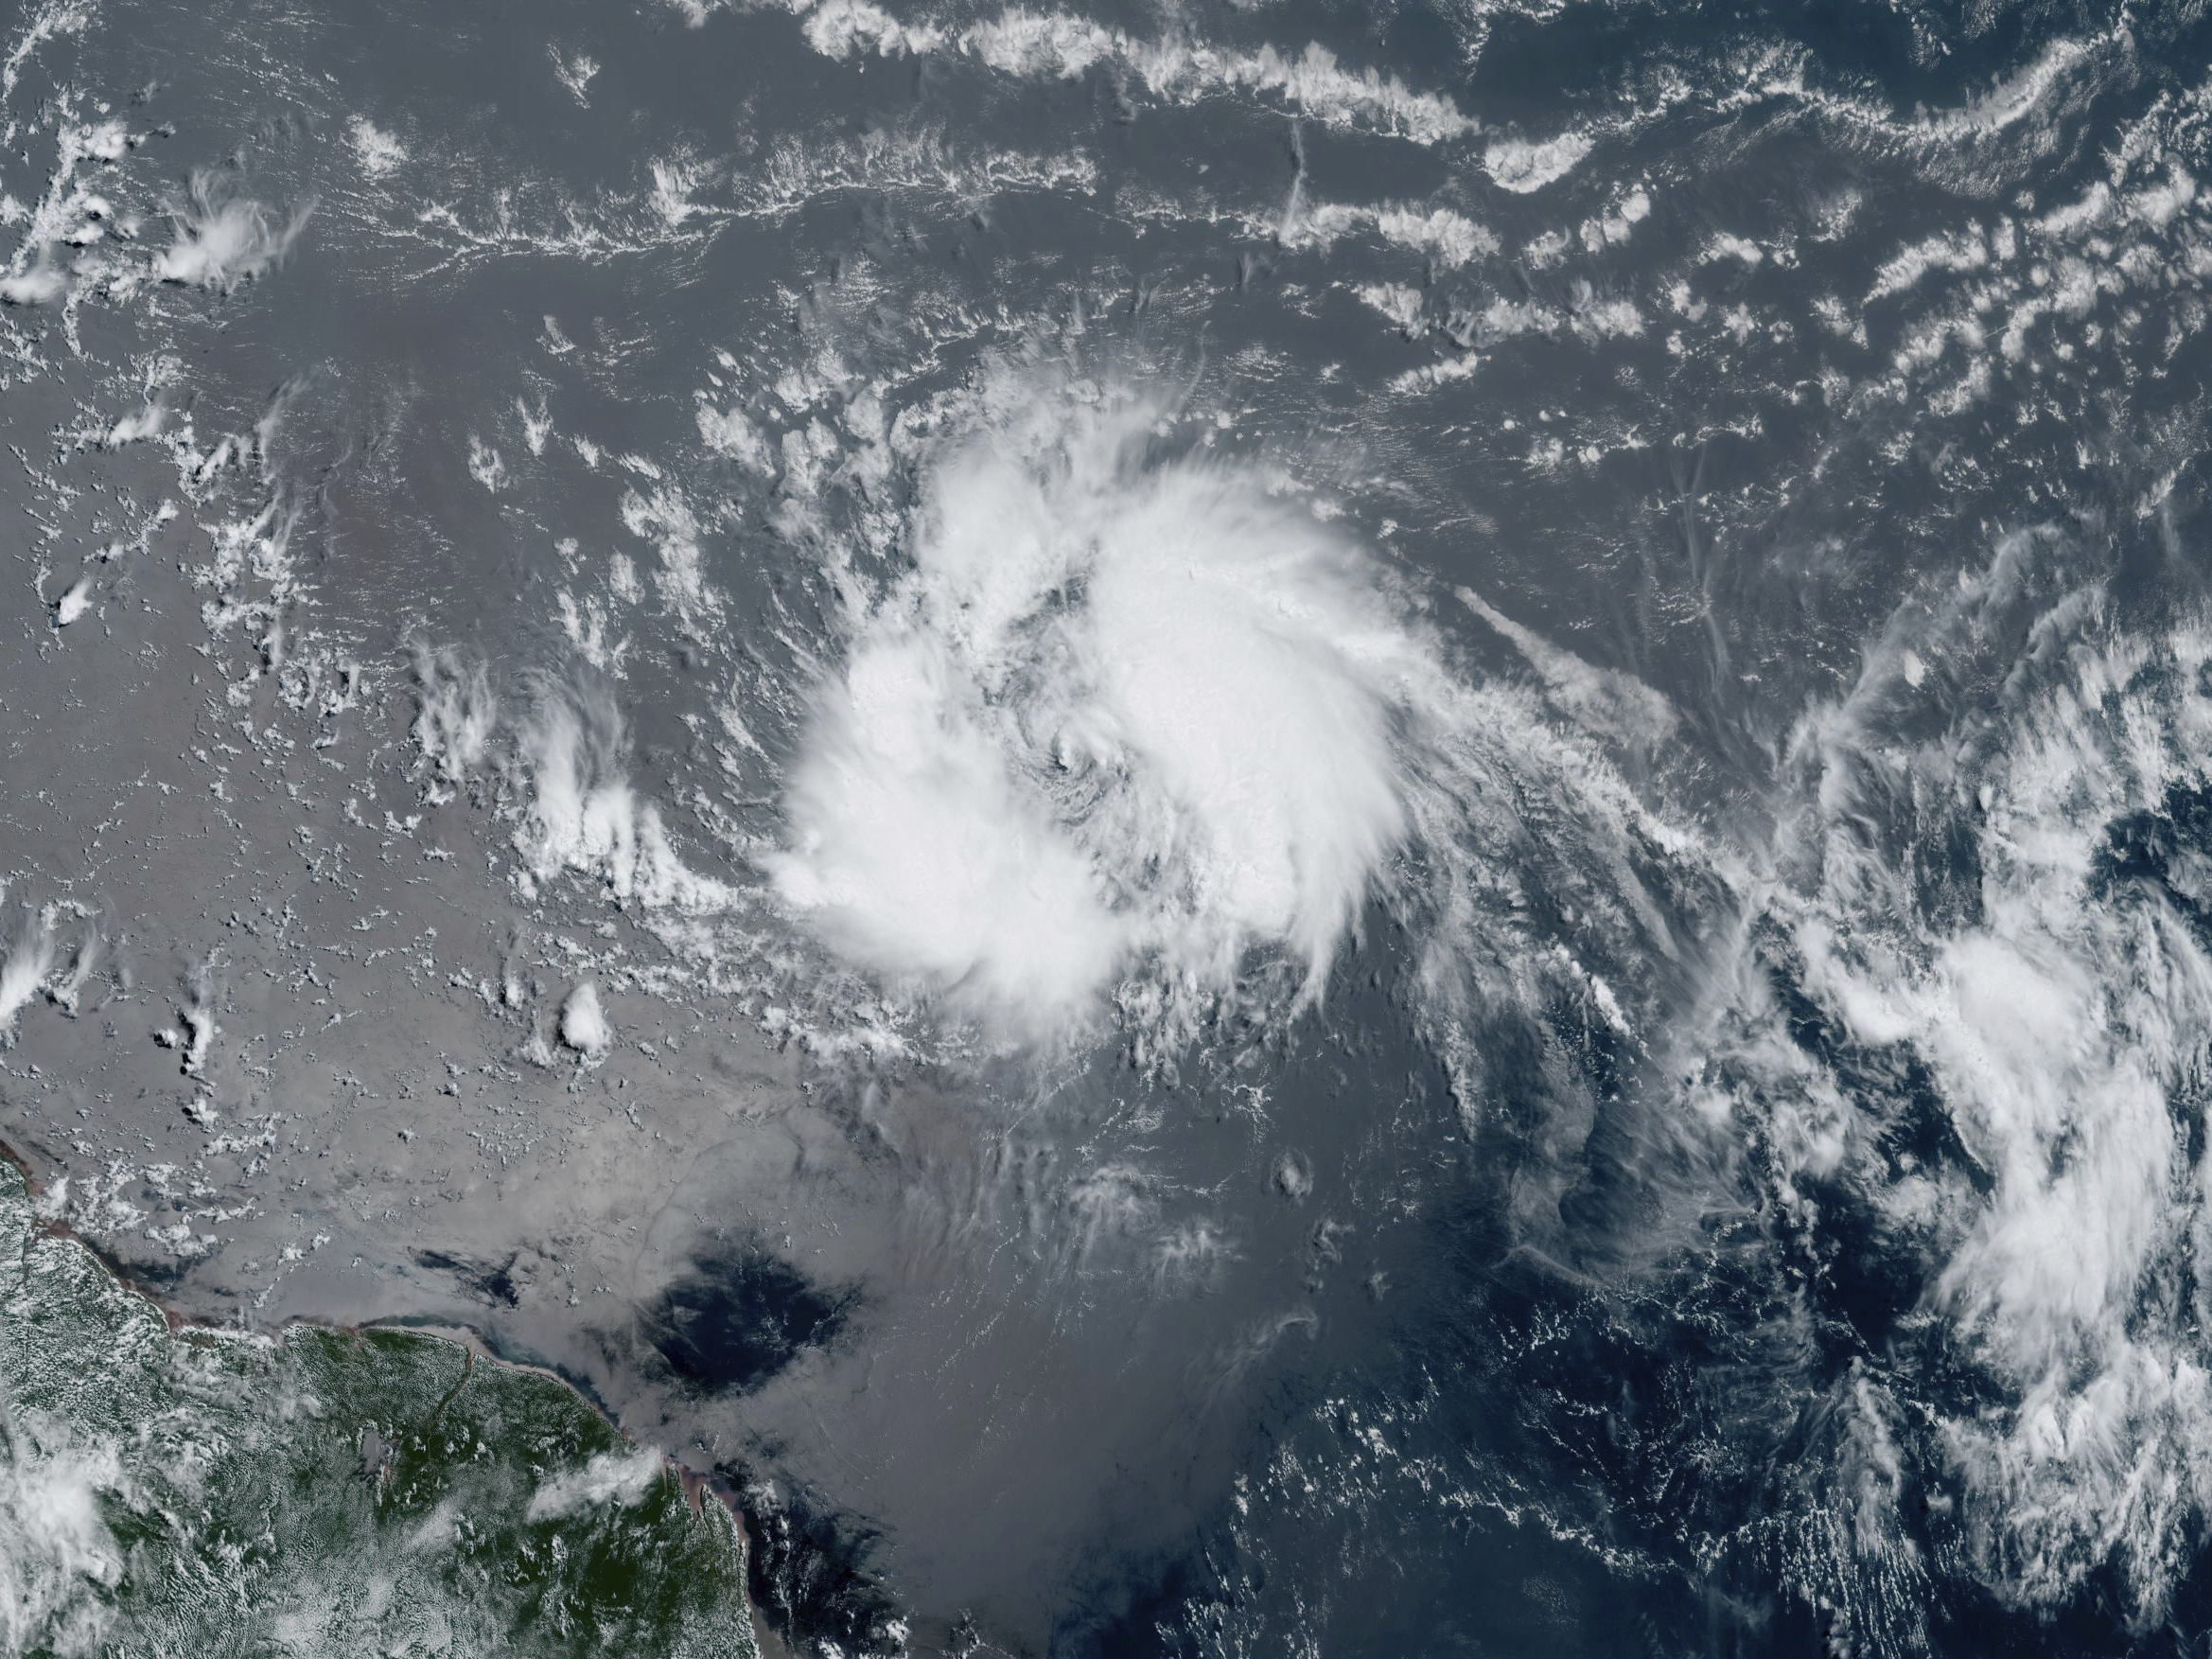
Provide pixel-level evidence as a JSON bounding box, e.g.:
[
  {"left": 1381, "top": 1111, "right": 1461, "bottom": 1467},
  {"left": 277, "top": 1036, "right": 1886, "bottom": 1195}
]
[{"left": 6, "top": 0, "right": 2212, "bottom": 1654}]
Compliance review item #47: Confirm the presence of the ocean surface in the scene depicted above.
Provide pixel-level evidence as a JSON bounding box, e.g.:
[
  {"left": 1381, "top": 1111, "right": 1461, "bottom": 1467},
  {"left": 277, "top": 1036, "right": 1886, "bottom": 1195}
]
[{"left": 4, "top": 0, "right": 2212, "bottom": 1654}]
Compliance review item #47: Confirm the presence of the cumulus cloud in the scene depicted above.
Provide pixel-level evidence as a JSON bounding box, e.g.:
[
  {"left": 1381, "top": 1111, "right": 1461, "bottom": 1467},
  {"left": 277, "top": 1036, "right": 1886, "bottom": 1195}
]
[
  {"left": 51, "top": 577, "right": 91, "bottom": 627},
  {"left": 557, "top": 980, "right": 610, "bottom": 1059},
  {"left": 1273, "top": 198, "right": 1498, "bottom": 270},
  {"left": 0, "top": 259, "right": 65, "bottom": 306},
  {"left": 771, "top": 3, "right": 1476, "bottom": 145},
  {"left": 347, "top": 116, "right": 407, "bottom": 180},
  {"left": 770, "top": 384, "right": 1423, "bottom": 1037},
  {"left": 1483, "top": 130, "right": 1596, "bottom": 193},
  {"left": 513, "top": 677, "right": 735, "bottom": 912},
  {"left": 45, "top": 920, "right": 101, "bottom": 1016},
  {"left": 769, "top": 373, "right": 1696, "bottom": 1058},
  {"left": 101, "top": 398, "right": 167, "bottom": 449},
  {"left": 153, "top": 172, "right": 313, "bottom": 292},
  {"left": 176, "top": 958, "right": 218, "bottom": 1079},
  {"left": 0, "top": 907, "right": 57, "bottom": 1047},
  {"left": 524, "top": 1447, "right": 662, "bottom": 1521},
  {"left": 1723, "top": 531, "right": 2212, "bottom": 1627},
  {"left": 0, "top": 1413, "right": 126, "bottom": 1658},
  {"left": 409, "top": 639, "right": 498, "bottom": 799},
  {"left": 549, "top": 44, "right": 600, "bottom": 107}
]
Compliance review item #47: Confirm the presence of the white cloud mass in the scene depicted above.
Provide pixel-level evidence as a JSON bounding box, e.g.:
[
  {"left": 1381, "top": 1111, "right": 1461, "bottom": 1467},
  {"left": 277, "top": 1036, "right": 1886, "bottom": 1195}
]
[{"left": 768, "top": 387, "right": 1438, "bottom": 1037}]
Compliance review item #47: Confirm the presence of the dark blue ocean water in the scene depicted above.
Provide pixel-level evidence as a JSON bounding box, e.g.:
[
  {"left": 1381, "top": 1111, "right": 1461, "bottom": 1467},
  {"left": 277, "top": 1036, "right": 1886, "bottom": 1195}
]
[{"left": 8, "top": 1, "right": 2212, "bottom": 1654}]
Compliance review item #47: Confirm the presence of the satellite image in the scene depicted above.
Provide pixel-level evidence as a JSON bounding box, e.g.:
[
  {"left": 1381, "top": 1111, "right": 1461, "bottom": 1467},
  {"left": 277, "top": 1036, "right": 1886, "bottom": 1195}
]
[{"left": 2, "top": 0, "right": 2210, "bottom": 1654}]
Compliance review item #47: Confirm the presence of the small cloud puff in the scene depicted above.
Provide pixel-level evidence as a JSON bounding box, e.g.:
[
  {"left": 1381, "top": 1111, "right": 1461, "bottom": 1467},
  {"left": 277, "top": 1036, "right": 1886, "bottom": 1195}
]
[{"left": 557, "top": 980, "right": 611, "bottom": 1059}]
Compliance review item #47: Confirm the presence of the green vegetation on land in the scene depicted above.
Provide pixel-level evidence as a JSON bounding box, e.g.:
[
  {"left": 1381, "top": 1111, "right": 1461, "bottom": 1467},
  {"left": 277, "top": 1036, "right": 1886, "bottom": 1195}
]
[{"left": 0, "top": 1158, "right": 758, "bottom": 1658}]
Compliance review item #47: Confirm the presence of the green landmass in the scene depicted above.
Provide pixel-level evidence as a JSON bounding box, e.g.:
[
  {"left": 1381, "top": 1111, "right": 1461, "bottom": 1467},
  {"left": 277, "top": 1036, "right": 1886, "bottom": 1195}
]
[{"left": 0, "top": 1156, "right": 759, "bottom": 1658}]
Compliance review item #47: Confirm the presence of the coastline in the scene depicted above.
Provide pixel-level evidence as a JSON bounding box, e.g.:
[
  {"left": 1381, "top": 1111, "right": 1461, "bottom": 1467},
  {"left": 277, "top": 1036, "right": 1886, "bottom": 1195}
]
[{"left": 0, "top": 1130, "right": 789, "bottom": 1659}]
